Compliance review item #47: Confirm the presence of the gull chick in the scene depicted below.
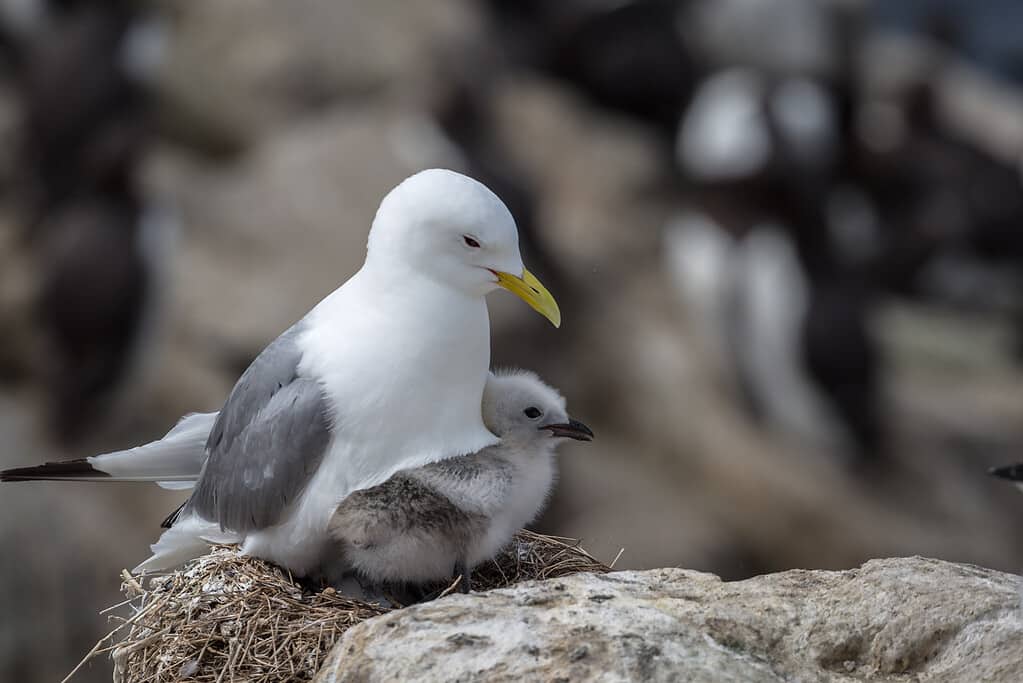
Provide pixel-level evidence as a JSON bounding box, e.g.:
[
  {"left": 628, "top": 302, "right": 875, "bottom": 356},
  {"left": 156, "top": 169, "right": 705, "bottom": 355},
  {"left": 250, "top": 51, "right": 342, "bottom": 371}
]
[{"left": 326, "top": 369, "right": 593, "bottom": 592}]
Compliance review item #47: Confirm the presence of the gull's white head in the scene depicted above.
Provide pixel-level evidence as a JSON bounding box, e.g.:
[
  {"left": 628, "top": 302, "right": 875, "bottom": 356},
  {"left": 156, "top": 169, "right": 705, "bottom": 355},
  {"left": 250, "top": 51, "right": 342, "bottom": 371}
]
[
  {"left": 482, "top": 369, "right": 594, "bottom": 452},
  {"left": 366, "top": 169, "right": 560, "bottom": 326}
]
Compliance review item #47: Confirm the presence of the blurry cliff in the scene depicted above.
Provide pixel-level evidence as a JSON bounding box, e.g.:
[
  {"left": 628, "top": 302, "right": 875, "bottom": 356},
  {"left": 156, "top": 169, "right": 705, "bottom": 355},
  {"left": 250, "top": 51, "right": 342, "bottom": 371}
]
[{"left": 1, "top": 1, "right": 1023, "bottom": 681}]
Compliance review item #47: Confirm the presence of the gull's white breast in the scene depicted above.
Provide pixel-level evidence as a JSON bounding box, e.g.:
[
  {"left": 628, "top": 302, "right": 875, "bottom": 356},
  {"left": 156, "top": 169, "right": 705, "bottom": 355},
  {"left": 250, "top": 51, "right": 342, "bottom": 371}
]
[{"left": 239, "top": 267, "right": 500, "bottom": 573}]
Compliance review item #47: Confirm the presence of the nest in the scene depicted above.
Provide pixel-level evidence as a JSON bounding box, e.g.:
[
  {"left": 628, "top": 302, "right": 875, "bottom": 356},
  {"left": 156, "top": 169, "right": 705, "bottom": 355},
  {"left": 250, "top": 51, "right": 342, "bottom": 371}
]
[{"left": 72, "top": 531, "right": 609, "bottom": 683}]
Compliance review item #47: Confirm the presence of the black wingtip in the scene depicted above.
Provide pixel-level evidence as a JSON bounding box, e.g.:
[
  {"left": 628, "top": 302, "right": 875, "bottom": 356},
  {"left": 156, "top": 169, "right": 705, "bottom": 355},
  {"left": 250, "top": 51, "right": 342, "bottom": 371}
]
[
  {"left": 0, "top": 458, "right": 108, "bottom": 482},
  {"left": 989, "top": 463, "right": 1023, "bottom": 482}
]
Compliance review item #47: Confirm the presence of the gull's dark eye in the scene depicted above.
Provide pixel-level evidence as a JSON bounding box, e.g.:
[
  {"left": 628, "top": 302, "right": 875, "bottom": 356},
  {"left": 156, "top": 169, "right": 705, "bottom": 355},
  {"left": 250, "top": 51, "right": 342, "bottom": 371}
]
[
  {"left": 523, "top": 407, "right": 542, "bottom": 419},
  {"left": 463, "top": 235, "right": 481, "bottom": 248}
]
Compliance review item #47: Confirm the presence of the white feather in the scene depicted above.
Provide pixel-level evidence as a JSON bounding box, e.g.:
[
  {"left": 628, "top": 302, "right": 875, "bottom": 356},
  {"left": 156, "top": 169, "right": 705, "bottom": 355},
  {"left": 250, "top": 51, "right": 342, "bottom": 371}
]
[
  {"left": 87, "top": 412, "right": 216, "bottom": 483},
  {"left": 134, "top": 514, "right": 237, "bottom": 573}
]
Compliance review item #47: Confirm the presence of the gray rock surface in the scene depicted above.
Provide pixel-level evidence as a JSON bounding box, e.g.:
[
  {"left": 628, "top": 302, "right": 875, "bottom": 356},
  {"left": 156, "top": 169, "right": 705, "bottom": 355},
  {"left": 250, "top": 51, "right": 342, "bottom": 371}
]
[
  {"left": 148, "top": 106, "right": 427, "bottom": 350},
  {"left": 158, "top": 0, "right": 482, "bottom": 143},
  {"left": 315, "top": 557, "right": 1023, "bottom": 682}
]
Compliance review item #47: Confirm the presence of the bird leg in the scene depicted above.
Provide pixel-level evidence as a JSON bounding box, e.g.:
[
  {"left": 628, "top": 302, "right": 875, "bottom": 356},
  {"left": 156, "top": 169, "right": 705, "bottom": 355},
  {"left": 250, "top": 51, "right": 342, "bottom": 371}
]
[{"left": 454, "top": 560, "right": 472, "bottom": 594}]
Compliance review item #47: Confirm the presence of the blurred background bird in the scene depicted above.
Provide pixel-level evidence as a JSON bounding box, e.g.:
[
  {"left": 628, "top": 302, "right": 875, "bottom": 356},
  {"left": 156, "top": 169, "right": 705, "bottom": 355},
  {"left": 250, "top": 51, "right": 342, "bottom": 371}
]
[
  {"left": 990, "top": 463, "right": 1023, "bottom": 494},
  {"left": 2, "top": 0, "right": 1023, "bottom": 680},
  {"left": 2, "top": 0, "right": 170, "bottom": 441}
]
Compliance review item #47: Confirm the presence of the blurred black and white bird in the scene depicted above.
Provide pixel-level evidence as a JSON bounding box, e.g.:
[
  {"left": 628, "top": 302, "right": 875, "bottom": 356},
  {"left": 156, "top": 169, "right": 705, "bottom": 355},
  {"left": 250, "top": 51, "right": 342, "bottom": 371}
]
[
  {"left": 666, "top": 63, "right": 884, "bottom": 462},
  {"left": 485, "top": 0, "right": 700, "bottom": 135},
  {"left": 2, "top": 0, "right": 171, "bottom": 440}
]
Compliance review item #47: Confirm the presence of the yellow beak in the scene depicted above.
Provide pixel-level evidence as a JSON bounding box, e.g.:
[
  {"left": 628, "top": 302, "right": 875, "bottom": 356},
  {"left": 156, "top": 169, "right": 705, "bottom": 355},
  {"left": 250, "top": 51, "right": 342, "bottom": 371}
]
[{"left": 493, "top": 267, "right": 561, "bottom": 328}]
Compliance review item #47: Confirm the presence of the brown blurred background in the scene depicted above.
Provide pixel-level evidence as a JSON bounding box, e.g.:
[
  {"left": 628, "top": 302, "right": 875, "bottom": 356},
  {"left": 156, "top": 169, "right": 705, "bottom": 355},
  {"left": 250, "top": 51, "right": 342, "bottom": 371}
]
[{"left": 2, "top": 0, "right": 1023, "bottom": 680}]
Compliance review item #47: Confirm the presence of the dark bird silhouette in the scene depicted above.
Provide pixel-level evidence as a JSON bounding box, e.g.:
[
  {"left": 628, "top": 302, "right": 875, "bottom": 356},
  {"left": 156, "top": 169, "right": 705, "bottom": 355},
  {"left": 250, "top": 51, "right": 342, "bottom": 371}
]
[{"left": 9, "top": 0, "right": 161, "bottom": 440}]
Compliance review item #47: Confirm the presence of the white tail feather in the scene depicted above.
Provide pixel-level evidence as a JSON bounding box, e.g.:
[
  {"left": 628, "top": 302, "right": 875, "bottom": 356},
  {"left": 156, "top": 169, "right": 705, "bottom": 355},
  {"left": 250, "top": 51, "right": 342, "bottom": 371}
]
[
  {"left": 133, "top": 513, "right": 238, "bottom": 572},
  {"left": 88, "top": 411, "right": 217, "bottom": 483},
  {"left": 157, "top": 480, "right": 197, "bottom": 490}
]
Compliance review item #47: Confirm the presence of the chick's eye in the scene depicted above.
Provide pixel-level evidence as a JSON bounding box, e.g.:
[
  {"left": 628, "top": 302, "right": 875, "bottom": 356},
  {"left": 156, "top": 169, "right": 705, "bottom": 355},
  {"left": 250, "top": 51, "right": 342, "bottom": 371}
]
[
  {"left": 523, "top": 407, "right": 542, "bottom": 419},
  {"left": 463, "top": 235, "right": 481, "bottom": 248}
]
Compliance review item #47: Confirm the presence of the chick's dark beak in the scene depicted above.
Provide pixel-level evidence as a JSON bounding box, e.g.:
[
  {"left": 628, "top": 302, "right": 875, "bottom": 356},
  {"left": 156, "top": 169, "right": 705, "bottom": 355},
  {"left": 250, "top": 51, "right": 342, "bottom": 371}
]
[{"left": 542, "top": 418, "right": 594, "bottom": 442}]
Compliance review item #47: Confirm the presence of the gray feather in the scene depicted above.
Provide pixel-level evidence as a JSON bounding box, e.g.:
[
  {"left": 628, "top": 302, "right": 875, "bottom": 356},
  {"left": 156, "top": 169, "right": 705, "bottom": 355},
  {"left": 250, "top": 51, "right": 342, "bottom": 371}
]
[
  {"left": 331, "top": 473, "right": 486, "bottom": 551},
  {"left": 186, "top": 323, "right": 332, "bottom": 532}
]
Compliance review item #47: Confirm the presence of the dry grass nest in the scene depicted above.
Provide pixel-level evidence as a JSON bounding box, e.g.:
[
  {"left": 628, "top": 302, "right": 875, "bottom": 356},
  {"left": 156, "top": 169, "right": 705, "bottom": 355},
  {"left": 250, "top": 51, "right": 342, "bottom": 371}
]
[{"left": 72, "top": 531, "right": 610, "bottom": 683}]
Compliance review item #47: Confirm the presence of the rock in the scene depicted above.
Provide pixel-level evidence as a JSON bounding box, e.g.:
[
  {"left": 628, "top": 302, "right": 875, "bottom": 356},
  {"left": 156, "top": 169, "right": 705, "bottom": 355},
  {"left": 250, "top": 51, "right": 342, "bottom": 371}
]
[
  {"left": 0, "top": 81, "right": 20, "bottom": 187},
  {"left": 488, "top": 74, "right": 675, "bottom": 282},
  {"left": 0, "top": 392, "right": 185, "bottom": 683},
  {"left": 158, "top": 0, "right": 483, "bottom": 144},
  {"left": 0, "top": 209, "right": 38, "bottom": 383},
  {"left": 315, "top": 557, "right": 1023, "bottom": 682}
]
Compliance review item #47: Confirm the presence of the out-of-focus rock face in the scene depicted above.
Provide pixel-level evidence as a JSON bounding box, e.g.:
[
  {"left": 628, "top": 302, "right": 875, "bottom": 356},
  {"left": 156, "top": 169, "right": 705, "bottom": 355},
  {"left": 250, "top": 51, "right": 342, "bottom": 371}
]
[
  {"left": 490, "top": 75, "right": 673, "bottom": 281},
  {"left": 477, "top": 76, "right": 1023, "bottom": 579},
  {"left": 150, "top": 107, "right": 431, "bottom": 349},
  {"left": 316, "top": 558, "right": 1023, "bottom": 682},
  {"left": 158, "top": 0, "right": 482, "bottom": 144},
  {"left": 0, "top": 394, "right": 185, "bottom": 683}
]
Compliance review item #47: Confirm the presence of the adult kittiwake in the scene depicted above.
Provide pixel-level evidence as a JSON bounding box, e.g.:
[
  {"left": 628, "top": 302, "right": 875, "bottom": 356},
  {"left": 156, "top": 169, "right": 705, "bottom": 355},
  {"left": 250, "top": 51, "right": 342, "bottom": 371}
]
[{"left": 1, "top": 169, "right": 561, "bottom": 576}]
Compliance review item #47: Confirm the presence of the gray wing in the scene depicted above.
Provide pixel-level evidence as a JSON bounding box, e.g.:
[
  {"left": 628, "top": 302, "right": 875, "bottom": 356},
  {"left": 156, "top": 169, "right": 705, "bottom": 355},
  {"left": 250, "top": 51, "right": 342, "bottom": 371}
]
[{"left": 186, "top": 323, "right": 332, "bottom": 532}]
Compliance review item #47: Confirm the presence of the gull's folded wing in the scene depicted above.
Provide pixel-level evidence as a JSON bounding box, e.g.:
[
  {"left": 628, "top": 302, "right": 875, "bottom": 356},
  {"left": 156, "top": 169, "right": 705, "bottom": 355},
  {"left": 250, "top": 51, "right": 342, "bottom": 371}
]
[{"left": 186, "top": 323, "right": 332, "bottom": 532}]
